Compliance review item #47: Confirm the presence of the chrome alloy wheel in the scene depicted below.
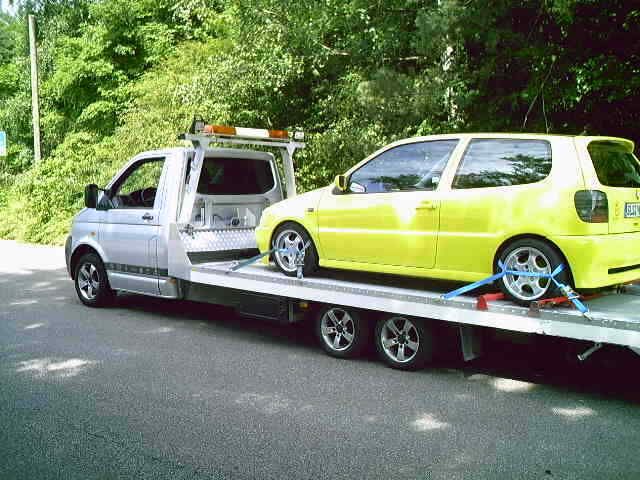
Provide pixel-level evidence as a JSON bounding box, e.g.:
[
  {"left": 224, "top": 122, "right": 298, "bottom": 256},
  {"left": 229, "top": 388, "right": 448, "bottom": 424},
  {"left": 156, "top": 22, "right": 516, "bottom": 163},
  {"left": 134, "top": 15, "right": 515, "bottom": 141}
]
[
  {"left": 77, "top": 261, "right": 101, "bottom": 301},
  {"left": 320, "top": 308, "right": 356, "bottom": 352},
  {"left": 502, "top": 246, "right": 552, "bottom": 301},
  {"left": 379, "top": 317, "right": 420, "bottom": 363},
  {"left": 274, "top": 229, "right": 306, "bottom": 273}
]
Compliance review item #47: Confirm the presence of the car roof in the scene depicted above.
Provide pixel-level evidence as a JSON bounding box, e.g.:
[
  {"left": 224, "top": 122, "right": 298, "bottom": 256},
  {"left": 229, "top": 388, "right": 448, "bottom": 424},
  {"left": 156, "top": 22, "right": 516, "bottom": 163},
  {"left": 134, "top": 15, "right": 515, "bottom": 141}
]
[
  {"left": 385, "top": 133, "right": 634, "bottom": 152},
  {"left": 392, "top": 132, "right": 630, "bottom": 141},
  {"left": 343, "top": 133, "right": 635, "bottom": 176}
]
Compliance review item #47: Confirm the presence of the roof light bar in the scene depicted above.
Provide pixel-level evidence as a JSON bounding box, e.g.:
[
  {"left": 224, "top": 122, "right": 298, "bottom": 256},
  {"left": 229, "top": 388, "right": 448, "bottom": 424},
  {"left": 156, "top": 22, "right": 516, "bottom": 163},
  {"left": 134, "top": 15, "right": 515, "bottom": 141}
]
[{"left": 199, "top": 124, "right": 304, "bottom": 141}]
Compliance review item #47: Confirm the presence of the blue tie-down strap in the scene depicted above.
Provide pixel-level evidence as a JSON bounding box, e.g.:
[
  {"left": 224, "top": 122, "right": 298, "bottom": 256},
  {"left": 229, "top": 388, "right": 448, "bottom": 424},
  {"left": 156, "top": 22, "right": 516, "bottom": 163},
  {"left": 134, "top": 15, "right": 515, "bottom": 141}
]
[
  {"left": 228, "top": 241, "right": 311, "bottom": 277},
  {"left": 442, "top": 261, "right": 590, "bottom": 316},
  {"left": 228, "top": 248, "right": 279, "bottom": 272}
]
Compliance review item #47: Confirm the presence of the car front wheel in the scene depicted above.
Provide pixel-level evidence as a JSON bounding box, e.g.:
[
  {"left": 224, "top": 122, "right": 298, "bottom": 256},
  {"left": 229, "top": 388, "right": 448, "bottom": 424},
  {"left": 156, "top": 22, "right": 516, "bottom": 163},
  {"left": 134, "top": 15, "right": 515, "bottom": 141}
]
[{"left": 272, "top": 222, "right": 319, "bottom": 277}]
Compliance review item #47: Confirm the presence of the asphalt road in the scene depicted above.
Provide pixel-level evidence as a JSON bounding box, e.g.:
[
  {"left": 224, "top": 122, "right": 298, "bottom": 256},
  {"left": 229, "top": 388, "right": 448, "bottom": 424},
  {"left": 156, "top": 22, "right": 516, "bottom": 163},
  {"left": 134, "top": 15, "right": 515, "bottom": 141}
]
[{"left": 1, "top": 240, "right": 639, "bottom": 479}]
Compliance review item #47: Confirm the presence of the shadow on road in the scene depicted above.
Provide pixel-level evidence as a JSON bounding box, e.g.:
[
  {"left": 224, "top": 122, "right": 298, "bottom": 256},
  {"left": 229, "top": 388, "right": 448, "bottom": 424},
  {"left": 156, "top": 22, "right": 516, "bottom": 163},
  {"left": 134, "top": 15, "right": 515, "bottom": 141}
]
[{"left": 3, "top": 265, "right": 639, "bottom": 404}]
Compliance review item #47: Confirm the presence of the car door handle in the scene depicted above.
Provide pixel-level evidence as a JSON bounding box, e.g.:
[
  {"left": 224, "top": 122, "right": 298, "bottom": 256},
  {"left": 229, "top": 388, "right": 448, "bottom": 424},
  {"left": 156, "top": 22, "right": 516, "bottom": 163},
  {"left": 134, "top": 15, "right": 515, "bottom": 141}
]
[
  {"left": 142, "top": 213, "right": 154, "bottom": 221},
  {"left": 416, "top": 201, "right": 439, "bottom": 210}
]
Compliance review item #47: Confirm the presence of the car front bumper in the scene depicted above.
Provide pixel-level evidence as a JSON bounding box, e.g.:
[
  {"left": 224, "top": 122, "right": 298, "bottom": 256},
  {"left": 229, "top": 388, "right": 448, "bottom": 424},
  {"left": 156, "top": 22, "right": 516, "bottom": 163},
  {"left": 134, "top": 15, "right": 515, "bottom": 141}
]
[{"left": 255, "top": 225, "right": 271, "bottom": 265}]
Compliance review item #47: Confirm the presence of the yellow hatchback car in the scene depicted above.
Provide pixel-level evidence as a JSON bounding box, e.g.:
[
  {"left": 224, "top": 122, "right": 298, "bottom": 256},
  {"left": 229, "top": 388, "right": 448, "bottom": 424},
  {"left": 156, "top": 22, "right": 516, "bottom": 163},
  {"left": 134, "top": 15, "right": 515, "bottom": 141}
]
[{"left": 256, "top": 133, "right": 640, "bottom": 304}]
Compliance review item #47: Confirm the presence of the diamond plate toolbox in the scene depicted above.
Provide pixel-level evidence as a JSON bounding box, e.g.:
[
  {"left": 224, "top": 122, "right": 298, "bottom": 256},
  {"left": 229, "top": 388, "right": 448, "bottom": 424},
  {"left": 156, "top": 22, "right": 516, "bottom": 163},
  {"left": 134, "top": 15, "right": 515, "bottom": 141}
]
[{"left": 180, "top": 228, "right": 257, "bottom": 252}]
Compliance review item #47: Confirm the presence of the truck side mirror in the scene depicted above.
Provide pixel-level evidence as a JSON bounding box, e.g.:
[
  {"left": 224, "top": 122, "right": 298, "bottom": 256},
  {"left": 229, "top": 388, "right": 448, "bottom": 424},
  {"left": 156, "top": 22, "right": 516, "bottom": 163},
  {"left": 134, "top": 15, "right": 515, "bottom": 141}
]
[
  {"left": 334, "top": 174, "right": 348, "bottom": 192},
  {"left": 84, "top": 184, "right": 99, "bottom": 209}
]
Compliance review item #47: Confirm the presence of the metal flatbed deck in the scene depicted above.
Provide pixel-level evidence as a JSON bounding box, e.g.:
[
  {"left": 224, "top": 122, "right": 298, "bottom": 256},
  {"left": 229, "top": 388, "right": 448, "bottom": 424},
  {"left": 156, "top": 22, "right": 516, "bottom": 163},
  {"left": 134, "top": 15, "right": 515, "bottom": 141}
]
[{"left": 184, "top": 260, "right": 640, "bottom": 350}]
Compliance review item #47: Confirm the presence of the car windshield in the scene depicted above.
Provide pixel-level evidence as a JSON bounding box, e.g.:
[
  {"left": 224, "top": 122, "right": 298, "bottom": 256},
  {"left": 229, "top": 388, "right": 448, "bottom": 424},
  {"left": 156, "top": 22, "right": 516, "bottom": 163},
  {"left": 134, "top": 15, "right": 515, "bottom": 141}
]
[
  {"left": 588, "top": 141, "right": 640, "bottom": 188},
  {"left": 197, "top": 157, "right": 275, "bottom": 195}
]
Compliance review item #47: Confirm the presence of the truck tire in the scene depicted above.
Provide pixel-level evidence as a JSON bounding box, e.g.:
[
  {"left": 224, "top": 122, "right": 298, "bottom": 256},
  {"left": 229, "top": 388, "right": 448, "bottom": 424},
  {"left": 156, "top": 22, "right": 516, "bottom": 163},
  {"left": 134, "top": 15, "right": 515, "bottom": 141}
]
[
  {"left": 374, "top": 316, "right": 433, "bottom": 370},
  {"left": 74, "top": 252, "right": 115, "bottom": 307},
  {"left": 315, "top": 306, "right": 371, "bottom": 359},
  {"left": 272, "top": 222, "right": 318, "bottom": 277}
]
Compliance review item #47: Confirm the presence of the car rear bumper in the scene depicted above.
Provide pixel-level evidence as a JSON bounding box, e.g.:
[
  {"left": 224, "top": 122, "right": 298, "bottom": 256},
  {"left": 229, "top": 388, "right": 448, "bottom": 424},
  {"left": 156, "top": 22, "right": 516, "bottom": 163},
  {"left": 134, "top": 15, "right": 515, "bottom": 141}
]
[{"left": 551, "top": 232, "right": 640, "bottom": 289}]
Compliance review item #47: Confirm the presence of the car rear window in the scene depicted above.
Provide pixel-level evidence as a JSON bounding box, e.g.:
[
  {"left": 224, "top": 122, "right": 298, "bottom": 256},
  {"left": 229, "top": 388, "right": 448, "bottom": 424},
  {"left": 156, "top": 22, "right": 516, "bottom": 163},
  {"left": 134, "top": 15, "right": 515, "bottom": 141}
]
[
  {"left": 197, "top": 157, "right": 275, "bottom": 195},
  {"left": 588, "top": 141, "right": 640, "bottom": 188},
  {"left": 452, "top": 139, "right": 552, "bottom": 189}
]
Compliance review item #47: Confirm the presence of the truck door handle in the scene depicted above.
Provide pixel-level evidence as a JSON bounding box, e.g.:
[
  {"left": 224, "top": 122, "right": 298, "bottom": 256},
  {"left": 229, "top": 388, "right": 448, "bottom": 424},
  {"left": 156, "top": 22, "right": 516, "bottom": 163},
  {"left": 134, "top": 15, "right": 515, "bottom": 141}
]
[
  {"left": 416, "top": 201, "right": 438, "bottom": 210},
  {"left": 142, "top": 213, "right": 154, "bottom": 221}
]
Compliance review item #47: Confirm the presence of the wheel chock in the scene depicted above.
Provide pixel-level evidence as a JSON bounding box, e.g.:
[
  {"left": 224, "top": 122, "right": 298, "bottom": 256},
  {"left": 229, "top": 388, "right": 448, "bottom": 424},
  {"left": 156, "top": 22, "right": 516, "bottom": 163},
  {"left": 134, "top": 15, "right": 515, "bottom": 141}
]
[{"left": 476, "top": 292, "right": 505, "bottom": 310}]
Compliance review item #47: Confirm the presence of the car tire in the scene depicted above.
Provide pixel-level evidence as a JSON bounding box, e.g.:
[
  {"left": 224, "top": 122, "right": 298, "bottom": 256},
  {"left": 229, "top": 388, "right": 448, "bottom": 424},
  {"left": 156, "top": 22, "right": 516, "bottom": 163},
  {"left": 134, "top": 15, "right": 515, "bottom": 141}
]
[
  {"left": 272, "top": 222, "right": 319, "bottom": 277},
  {"left": 74, "top": 253, "right": 115, "bottom": 307},
  {"left": 315, "top": 306, "right": 371, "bottom": 359},
  {"left": 374, "top": 316, "right": 433, "bottom": 370},
  {"left": 496, "top": 238, "right": 571, "bottom": 305}
]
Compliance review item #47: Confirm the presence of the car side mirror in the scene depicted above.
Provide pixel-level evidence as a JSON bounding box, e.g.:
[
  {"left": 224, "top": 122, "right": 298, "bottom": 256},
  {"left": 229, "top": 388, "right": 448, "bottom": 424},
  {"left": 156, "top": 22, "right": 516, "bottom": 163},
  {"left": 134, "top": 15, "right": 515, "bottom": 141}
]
[
  {"left": 334, "top": 174, "right": 348, "bottom": 192},
  {"left": 84, "top": 184, "right": 99, "bottom": 209}
]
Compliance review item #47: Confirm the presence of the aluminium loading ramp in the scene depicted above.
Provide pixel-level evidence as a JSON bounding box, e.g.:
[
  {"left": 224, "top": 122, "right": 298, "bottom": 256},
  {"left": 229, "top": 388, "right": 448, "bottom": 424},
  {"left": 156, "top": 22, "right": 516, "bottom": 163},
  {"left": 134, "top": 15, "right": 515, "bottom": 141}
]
[{"left": 168, "top": 225, "right": 640, "bottom": 350}]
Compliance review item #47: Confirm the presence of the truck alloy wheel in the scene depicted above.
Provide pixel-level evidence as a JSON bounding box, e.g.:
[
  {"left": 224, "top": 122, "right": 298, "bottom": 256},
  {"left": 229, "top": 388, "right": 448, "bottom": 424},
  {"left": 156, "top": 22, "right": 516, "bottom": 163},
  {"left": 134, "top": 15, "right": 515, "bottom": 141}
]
[
  {"left": 77, "top": 262, "right": 100, "bottom": 301},
  {"left": 315, "top": 306, "right": 370, "bottom": 359},
  {"left": 375, "top": 316, "right": 433, "bottom": 370},
  {"left": 74, "top": 253, "right": 115, "bottom": 307}
]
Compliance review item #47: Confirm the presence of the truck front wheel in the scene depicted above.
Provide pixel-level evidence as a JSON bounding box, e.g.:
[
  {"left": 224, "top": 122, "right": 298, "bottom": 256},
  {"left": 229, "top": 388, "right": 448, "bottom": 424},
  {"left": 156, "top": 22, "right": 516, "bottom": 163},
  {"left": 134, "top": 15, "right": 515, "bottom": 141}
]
[{"left": 74, "top": 253, "right": 115, "bottom": 307}]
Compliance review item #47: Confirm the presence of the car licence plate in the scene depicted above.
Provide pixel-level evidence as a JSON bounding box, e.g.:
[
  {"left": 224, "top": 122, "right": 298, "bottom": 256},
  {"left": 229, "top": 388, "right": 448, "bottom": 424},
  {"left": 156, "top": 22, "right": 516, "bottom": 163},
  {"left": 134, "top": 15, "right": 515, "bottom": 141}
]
[{"left": 624, "top": 202, "right": 640, "bottom": 218}]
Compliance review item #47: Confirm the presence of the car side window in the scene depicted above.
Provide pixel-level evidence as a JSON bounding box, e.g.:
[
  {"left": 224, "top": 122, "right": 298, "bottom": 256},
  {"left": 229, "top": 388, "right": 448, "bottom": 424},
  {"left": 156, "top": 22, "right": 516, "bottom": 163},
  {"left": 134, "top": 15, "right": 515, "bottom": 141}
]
[
  {"left": 110, "top": 158, "right": 164, "bottom": 209},
  {"left": 452, "top": 139, "right": 552, "bottom": 189},
  {"left": 349, "top": 140, "right": 459, "bottom": 193}
]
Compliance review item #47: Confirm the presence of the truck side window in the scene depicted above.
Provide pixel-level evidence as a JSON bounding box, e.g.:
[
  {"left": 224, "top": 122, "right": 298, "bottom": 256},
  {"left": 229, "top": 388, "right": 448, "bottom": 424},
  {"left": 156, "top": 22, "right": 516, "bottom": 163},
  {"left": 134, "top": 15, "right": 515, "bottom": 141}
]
[
  {"left": 197, "top": 157, "right": 275, "bottom": 195},
  {"left": 111, "top": 158, "right": 164, "bottom": 209}
]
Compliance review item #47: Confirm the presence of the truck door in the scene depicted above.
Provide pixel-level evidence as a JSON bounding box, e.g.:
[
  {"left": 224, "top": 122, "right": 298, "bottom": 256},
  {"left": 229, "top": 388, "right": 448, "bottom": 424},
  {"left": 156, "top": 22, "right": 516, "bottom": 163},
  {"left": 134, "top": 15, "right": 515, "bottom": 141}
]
[{"left": 99, "top": 156, "right": 166, "bottom": 295}]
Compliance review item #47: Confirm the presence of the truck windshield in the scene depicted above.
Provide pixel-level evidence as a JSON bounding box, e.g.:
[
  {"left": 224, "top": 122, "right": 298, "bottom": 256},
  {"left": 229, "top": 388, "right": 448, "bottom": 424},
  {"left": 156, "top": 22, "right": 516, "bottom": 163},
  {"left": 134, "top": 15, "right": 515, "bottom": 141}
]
[
  {"left": 588, "top": 141, "right": 640, "bottom": 188},
  {"left": 197, "top": 157, "right": 275, "bottom": 195}
]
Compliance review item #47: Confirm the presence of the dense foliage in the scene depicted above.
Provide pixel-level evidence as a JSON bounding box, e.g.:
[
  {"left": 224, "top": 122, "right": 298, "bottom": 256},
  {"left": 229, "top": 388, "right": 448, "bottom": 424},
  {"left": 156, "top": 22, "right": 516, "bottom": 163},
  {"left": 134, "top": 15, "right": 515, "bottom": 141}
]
[{"left": 0, "top": 0, "right": 638, "bottom": 244}]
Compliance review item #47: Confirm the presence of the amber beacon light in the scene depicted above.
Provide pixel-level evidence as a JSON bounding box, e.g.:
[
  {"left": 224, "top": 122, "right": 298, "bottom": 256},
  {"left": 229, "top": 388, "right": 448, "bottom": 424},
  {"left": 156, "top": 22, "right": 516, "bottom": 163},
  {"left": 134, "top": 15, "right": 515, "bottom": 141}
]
[{"left": 200, "top": 124, "right": 303, "bottom": 141}]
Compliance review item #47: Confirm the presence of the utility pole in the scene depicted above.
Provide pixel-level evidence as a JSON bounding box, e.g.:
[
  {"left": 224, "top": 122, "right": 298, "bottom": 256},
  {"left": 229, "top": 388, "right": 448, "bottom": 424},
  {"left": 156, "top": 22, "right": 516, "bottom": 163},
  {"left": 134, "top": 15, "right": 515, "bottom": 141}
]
[{"left": 28, "top": 14, "right": 41, "bottom": 164}]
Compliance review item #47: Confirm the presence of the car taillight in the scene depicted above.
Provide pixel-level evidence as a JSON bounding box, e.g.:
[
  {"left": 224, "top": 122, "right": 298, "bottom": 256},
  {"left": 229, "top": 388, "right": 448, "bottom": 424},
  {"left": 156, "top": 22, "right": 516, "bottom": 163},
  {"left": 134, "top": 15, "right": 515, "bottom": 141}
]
[{"left": 574, "top": 190, "right": 608, "bottom": 223}]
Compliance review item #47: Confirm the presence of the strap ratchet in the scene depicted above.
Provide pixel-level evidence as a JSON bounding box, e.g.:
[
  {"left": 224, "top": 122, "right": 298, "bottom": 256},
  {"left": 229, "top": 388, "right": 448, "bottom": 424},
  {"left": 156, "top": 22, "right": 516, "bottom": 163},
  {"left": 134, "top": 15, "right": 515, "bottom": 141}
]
[{"left": 442, "top": 261, "right": 591, "bottom": 318}]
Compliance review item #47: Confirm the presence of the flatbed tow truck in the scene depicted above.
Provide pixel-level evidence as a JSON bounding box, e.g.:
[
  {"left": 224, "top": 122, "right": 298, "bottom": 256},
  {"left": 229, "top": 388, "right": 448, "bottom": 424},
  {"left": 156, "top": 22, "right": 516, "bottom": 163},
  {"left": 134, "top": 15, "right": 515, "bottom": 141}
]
[{"left": 67, "top": 124, "right": 640, "bottom": 370}]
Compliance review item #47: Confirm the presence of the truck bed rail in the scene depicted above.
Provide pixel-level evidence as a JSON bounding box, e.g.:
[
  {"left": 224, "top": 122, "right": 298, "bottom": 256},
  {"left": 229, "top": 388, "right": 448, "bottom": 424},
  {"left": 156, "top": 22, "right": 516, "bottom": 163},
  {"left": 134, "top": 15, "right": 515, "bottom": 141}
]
[{"left": 183, "top": 259, "right": 640, "bottom": 349}]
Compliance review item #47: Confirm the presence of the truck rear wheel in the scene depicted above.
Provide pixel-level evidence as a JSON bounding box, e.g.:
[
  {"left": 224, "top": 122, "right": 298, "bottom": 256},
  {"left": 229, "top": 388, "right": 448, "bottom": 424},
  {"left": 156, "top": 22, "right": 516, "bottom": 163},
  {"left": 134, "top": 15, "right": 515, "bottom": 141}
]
[
  {"left": 74, "top": 253, "right": 115, "bottom": 307},
  {"left": 315, "top": 306, "right": 370, "bottom": 359},
  {"left": 374, "top": 316, "right": 433, "bottom": 370}
]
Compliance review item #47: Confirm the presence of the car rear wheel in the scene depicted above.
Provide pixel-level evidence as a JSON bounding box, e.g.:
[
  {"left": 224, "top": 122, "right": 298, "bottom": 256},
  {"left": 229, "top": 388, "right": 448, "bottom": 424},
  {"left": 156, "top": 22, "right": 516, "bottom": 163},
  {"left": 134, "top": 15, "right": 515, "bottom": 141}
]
[
  {"left": 497, "top": 238, "right": 570, "bottom": 305},
  {"left": 374, "top": 316, "right": 433, "bottom": 370},
  {"left": 272, "top": 222, "right": 318, "bottom": 277},
  {"left": 74, "top": 253, "right": 115, "bottom": 307}
]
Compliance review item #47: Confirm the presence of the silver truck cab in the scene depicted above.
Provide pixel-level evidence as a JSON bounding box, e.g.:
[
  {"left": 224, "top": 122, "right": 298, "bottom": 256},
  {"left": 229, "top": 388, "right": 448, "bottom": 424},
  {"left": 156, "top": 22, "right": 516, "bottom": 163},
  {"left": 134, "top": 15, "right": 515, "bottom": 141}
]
[{"left": 65, "top": 126, "right": 302, "bottom": 306}]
